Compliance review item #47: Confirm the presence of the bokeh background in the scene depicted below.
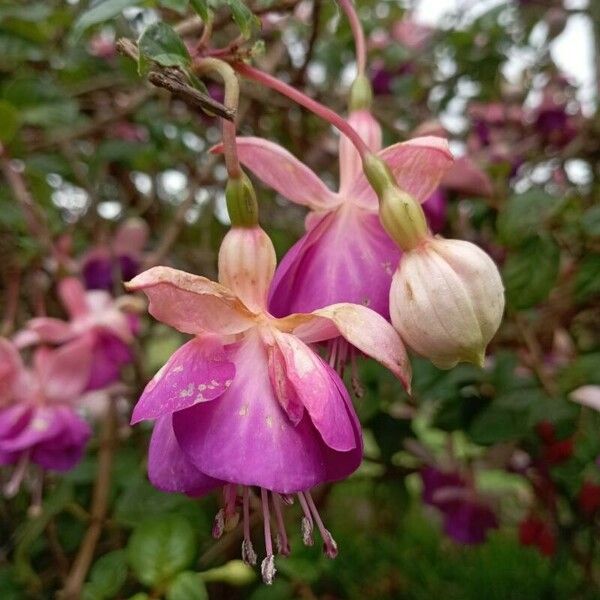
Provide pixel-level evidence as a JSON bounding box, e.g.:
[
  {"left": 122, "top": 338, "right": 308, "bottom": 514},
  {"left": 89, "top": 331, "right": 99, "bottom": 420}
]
[{"left": 1, "top": 0, "right": 600, "bottom": 598}]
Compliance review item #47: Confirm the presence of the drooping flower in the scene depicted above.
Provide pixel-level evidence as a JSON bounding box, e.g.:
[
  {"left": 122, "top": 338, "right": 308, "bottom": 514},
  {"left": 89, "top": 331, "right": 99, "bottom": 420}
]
[
  {"left": 0, "top": 339, "right": 92, "bottom": 496},
  {"left": 212, "top": 114, "right": 452, "bottom": 322},
  {"left": 80, "top": 218, "right": 149, "bottom": 291},
  {"left": 14, "top": 277, "right": 137, "bottom": 391},
  {"left": 421, "top": 466, "right": 498, "bottom": 545},
  {"left": 127, "top": 224, "right": 410, "bottom": 581}
]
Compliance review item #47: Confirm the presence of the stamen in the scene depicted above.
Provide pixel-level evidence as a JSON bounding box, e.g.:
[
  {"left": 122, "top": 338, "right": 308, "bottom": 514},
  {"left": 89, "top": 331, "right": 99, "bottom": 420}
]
[
  {"left": 241, "top": 487, "right": 257, "bottom": 566},
  {"left": 304, "top": 491, "right": 338, "bottom": 558},
  {"left": 280, "top": 494, "right": 294, "bottom": 505},
  {"left": 223, "top": 483, "right": 240, "bottom": 532},
  {"left": 27, "top": 469, "right": 44, "bottom": 518},
  {"left": 260, "top": 488, "right": 276, "bottom": 584},
  {"left": 4, "top": 452, "right": 29, "bottom": 498},
  {"left": 297, "top": 492, "right": 314, "bottom": 546},
  {"left": 272, "top": 494, "right": 291, "bottom": 556},
  {"left": 212, "top": 508, "right": 225, "bottom": 539},
  {"left": 337, "top": 339, "right": 349, "bottom": 376},
  {"left": 328, "top": 338, "right": 339, "bottom": 369},
  {"left": 350, "top": 350, "right": 364, "bottom": 399}
]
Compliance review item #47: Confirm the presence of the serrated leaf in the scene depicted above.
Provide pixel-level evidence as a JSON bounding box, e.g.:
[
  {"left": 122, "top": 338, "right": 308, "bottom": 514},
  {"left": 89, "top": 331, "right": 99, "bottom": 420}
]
[
  {"left": 190, "top": 0, "right": 212, "bottom": 21},
  {"left": 0, "top": 100, "right": 20, "bottom": 143},
  {"left": 503, "top": 234, "right": 560, "bottom": 309},
  {"left": 225, "top": 0, "right": 260, "bottom": 39},
  {"left": 71, "top": 0, "right": 141, "bottom": 40},
  {"left": 166, "top": 572, "right": 208, "bottom": 600},
  {"left": 138, "top": 21, "right": 191, "bottom": 75},
  {"left": 88, "top": 550, "right": 128, "bottom": 598},
  {"left": 127, "top": 516, "right": 197, "bottom": 587}
]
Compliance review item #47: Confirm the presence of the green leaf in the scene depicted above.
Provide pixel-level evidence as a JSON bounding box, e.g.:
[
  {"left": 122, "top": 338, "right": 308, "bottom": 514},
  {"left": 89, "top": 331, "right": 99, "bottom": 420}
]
[
  {"left": 159, "top": 0, "right": 190, "bottom": 14},
  {"left": 497, "top": 189, "right": 564, "bottom": 247},
  {"left": 127, "top": 515, "right": 197, "bottom": 587},
  {"left": 166, "top": 571, "right": 208, "bottom": 600},
  {"left": 138, "top": 22, "right": 191, "bottom": 75},
  {"left": 469, "top": 405, "right": 529, "bottom": 445},
  {"left": 88, "top": 550, "right": 128, "bottom": 599},
  {"left": 582, "top": 204, "right": 600, "bottom": 238},
  {"left": 71, "top": 0, "right": 141, "bottom": 40},
  {"left": 0, "top": 100, "right": 20, "bottom": 143},
  {"left": 503, "top": 234, "right": 560, "bottom": 309},
  {"left": 225, "top": 0, "right": 260, "bottom": 39},
  {"left": 574, "top": 254, "right": 600, "bottom": 303},
  {"left": 190, "top": 0, "right": 212, "bottom": 21}
]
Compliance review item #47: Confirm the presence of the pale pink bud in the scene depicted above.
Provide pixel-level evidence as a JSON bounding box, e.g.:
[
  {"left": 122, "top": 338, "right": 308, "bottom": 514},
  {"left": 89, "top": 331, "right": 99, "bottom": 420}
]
[
  {"left": 390, "top": 237, "right": 504, "bottom": 369},
  {"left": 218, "top": 226, "right": 276, "bottom": 313}
]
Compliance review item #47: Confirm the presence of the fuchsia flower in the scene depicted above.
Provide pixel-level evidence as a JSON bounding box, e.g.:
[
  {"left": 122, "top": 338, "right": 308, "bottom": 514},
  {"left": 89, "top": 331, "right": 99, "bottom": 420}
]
[
  {"left": 15, "top": 277, "right": 136, "bottom": 391},
  {"left": 421, "top": 466, "right": 498, "bottom": 545},
  {"left": 127, "top": 224, "right": 410, "bottom": 581},
  {"left": 213, "top": 113, "right": 452, "bottom": 325},
  {"left": 0, "top": 339, "right": 91, "bottom": 496},
  {"left": 80, "top": 218, "right": 149, "bottom": 291}
]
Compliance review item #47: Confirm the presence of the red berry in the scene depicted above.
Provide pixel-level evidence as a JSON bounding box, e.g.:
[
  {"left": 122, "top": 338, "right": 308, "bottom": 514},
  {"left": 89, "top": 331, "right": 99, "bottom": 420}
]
[
  {"left": 536, "top": 421, "right": 556, "bottom": 444},
  {"left": 519, "top": 516, "right": 542, "bottom": 546},
  {"left": 543, "top": 438, "right": 573, "bottom": 465}
]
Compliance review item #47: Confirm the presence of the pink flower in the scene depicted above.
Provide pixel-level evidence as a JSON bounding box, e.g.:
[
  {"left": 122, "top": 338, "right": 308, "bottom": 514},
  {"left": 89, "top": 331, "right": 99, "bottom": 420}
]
[
  {"left": 0, "top": 339, "right": 91, "bottom": 495},
  {"left": 126, "top": 225, "right": 410, "bottom": 580},
  {"left": 212, "top": 113, "right": 452, "bottom": 325},
  {"left": 80, "top": 218, "right": 149, "bottom": 291},
  {"left": 14, "top": 277, "right": 136, "bottom": 391}
]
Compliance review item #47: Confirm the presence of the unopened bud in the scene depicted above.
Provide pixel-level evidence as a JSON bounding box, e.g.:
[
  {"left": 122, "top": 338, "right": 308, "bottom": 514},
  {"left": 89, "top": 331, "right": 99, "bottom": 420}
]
[
  {"left": 363, "top": 154, "right": 429, "bottom": 250},
  {"left": 225, "top": 171, "right": 259, "bottom": 227},
  {"left": 218, "top": 226, "right": 276, "bottom": 312},
  {"left": 202, "top": 559, "right": 256, "bottom": 586},
  {"left": 390, "top": 237, "right": 504, "bottom": 369}
]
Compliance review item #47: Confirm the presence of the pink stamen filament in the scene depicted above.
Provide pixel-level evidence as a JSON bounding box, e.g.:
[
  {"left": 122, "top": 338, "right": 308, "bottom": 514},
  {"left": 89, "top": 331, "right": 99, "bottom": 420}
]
[
  {"left": 272, "top": 494, "right": 291, "bottom": 556},
  {"left": 242, "top": 487, "right": 257, "bottom": 565},
  {"left": 304, "top": 491, "right": 338, "bottom": 558},
  {"left": 233, "top": 62, "right": 371, "bottom": 159},
  {"left": 4, "top": 452, "right": 29, "bottom": 498},
  {"left": 338, "top": 0, "right": 366, "bottom": 76},
  {"left": 297, "top": 492, "right": 314, "bottom": 546},
  {"left": 261, "top": 488, "right": 274, "bottom": 557}
]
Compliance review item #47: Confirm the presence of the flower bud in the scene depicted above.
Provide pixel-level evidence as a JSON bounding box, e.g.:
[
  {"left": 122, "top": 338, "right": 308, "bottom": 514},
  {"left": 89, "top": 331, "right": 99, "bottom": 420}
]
[
  {"left": 363, "top": 154, "right": 429, "bottom": 250},
  {"left": 225, "top": 171, "right": 259, "bottom": 227},
  {"left": 218, "top": 226, "right": 276, "bottom": 312},
  {"left": 349, "top": 74, "right": 373, "bottom": 111},
  {"left": 390, "top": 237, "right": 504, "bottom": 368}
]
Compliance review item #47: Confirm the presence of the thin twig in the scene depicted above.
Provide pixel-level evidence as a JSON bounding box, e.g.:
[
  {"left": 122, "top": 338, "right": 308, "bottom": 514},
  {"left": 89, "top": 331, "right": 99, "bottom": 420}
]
[
  {"left": 116, "top": 38, "right": 235, "bottom": 121},
  {"left": 0, "top": 145, "right": 54, "bottom": 255},
  {"left": 293, "top": 0, "right": 322, "bottom": 86},
  {"left": 60, "top": 401, "right": 118, "bottom": 600}
]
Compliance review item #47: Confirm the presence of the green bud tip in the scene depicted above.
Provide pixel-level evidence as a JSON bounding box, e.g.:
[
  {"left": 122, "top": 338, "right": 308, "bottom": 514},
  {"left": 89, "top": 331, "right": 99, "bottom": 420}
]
[
  {"left": 225, "top": 171, "right": 259, "bottom": 227},
  {"left": 349, "top": 74, "right": 373, "bottom": 111}
]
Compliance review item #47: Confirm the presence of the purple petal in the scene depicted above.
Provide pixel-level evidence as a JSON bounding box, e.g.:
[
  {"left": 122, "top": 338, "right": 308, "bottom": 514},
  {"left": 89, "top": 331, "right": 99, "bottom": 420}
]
[
  {"left": 148, "top": 415, "right": 223, "bottom": 496},
  {"left": 269, "top": 206, "right": 400, "bottom": 319},
  {"left": 86, "top": 332, "right": 133, "bottom": 391},
  {"left": 173, "top": 332, "right": 362, "bottom": 494},
  {"left": 131, "top": 336, "right": 235, "bottom": 424},
  {"left": 420, "top": 466, "right": 464, "bottom": 507},
  {"left": 423, "top": 188, "right": 447, "bottom": 233},
  {"left": 82, "top": 256, "right": 114, "bottom": 291},
  {"left": 443, "top": 501, "right": 498, "bottom": 545}
]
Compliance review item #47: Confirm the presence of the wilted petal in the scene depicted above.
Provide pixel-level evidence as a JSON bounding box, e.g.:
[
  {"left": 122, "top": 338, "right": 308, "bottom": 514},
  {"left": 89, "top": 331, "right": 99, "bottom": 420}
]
[
  {"left": 284, "top": 303, "right": 411, "bottom": 391},
  {"left": 212, "top": 137, "right": 339, "bottom": 210},
  {"left": 350, "top": 136, "right": 453, "bottom": 208},
  {"left": 126, "top": 266, "right": 256, "bottom": 336},
  {"left": 131, "top": 336, "right": 235, "bottom": 424},
  {"left": 148, "top": 415, "right": 222, "bottom": 495}
]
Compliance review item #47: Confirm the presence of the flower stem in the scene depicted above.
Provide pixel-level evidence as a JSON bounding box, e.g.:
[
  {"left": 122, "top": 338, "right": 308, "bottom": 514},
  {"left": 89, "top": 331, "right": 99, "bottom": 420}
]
[
  {"left": 60, "top": 400, "right": 117, "bottom": 600},
  {"left": 233, "top": 62, "right": 370, "bottom": 158},
  {"left": 193, "top": 57, "right": 241, "bottom": 178},
  {"left": 338, "top": 0, "right": 366, "bottom": 76}
]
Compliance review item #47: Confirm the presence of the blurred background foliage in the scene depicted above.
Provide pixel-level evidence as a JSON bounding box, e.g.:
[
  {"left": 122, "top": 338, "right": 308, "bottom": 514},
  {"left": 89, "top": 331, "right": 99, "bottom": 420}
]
[{"left": 0, "top": 0, "right": 600, "bottom": 598}]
